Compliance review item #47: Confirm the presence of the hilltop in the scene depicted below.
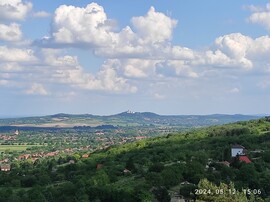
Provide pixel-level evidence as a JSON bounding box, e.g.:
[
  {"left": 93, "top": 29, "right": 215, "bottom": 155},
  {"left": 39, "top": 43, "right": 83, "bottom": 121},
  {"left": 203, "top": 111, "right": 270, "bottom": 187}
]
[{"left": 0, "top": 111, "right": 260, "bottom": 128}]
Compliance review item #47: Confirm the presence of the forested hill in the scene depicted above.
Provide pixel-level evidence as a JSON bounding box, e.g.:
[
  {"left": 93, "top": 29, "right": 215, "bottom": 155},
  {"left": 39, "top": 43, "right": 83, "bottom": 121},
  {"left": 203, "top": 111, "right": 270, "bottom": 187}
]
[
  {"left": 1, "top": 117, "right": 270, "bottom": 201},
  {"left": 0, "top": 111, "right": 261, "bottom": 128}
]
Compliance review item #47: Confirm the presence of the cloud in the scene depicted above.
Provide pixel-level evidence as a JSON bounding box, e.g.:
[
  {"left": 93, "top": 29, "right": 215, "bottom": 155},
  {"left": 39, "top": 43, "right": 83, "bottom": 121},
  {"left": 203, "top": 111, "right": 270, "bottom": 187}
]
[
  {"left": 248, "top": 36, "right": 270, "bottom": 61},
  {"left": 131, "top": 7, "right": 177, "bottom": 44},
  {"left": 244, "top": 5, "right": 265, "bottom": 12},
  {"left": 52, "top": 64, "right": 137, "bottom": 93},
  {"left": 51, "top": 3, "right": 115, "bottom": 45},
  {"left": 257, "top": 80, "right": 270, "bottom": 89},
  {"left": 156, "top": 60, "right": 198, "bottom": 78},
  {"left": 94, "top": 7, "right": 179, "bottom": 59},
  {"left": 0, "top": 0, "right": 32, "bottom": 21},
  {"left": 154, "top": 93, "right": 166, "bottom": 100},
  {"left": 39, "top": 4, "right": 182, "bottom": 60},
  {"left": 0, "top": 46, "right": 137, "bottom": 95},
  {"left": 0, "top": 80, "right": 9, "bottom": 86},
  {"left": 26, "top": 83, "right": 49, "bottom": 95},
  {"left": 29, "top": 49, "right": 137, "bottom": 94},
  {"left": 206, "top": 33, "right": 253, "bottom": 69},
  {"left": 191, "top": 33, "right": 270, "bottom": 71},
  {"left": 33, "top": 11, "right": 51, "bottom": 18},
  {"left": 36, "top": 4, "right": 270, "bottom": 87},
  {"left": 248, "top": 3, "right": 270, "bottom": 30},
  {"left": 36, "top": 4, "right": 197, "bottom": 83},
  {"left": 229, "top": 88, "right": 240, "bottom": 94},
  {"left": 0, "top": 23, "right": 22, "bottom": 41},
  {"left": 0, "top": 62, "right": 22, "bottom": 72},
  {"left": 3, "top": 3, "right": 270, "bottom": 99},
  {"left": 115, "top": 59, "right": 158, "bottom": 78},
  {"left": 41, "top": 49, "right": 80, "bottom": 67},
  {"left": 0, "top": 46, "right": 36, "bottom": 62}
]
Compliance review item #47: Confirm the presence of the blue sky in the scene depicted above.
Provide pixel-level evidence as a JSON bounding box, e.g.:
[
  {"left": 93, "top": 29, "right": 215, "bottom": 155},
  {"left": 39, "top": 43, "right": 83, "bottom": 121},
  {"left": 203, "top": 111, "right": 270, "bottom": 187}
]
[{"left": 0, "top": 0, "right": 270, "bottom": 117}]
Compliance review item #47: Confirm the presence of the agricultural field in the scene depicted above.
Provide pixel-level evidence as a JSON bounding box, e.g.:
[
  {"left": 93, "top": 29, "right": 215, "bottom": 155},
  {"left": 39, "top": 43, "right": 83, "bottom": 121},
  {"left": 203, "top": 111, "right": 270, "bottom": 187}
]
[{"left": 0, "top": 145, "right": 37, "bottom": 152}]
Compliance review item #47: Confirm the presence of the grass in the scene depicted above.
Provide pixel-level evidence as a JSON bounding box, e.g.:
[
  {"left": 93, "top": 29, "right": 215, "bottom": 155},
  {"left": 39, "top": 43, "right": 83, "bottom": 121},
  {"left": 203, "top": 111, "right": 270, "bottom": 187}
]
[{"left": 0, "top": 145, "right": 36, "bottom": 152}]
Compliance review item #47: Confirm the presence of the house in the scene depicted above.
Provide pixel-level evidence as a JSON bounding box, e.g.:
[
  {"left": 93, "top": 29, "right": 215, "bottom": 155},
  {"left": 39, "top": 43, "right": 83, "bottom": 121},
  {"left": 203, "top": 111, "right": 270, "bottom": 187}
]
[
  {"left": 231, "top": 144, "right": 245, "bottom": 157},
  {"left": 69, "top": 160, "right": 75, "bottom": 164},
  {"left": 170, "top": 193, "right": 185, "bottom": 202},
  {"left": 82, "top": 154, "right": 89, "bottom": 158},
  {"left": 1, "top": 164, "right": 11, "bottom": 172},
  {"left": 123, "top": 168, "right": 131, "bottom": 174},
  {"left": 18, "top": 154, "right": 30, "bottom": 160},
  {"left": 238, "top": 155, "right": 252, "bottom": 164}
]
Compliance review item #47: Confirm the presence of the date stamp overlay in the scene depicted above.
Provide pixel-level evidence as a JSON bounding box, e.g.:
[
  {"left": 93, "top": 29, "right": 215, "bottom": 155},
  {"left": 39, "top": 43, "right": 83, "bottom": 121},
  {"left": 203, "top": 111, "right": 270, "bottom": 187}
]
[{"left": 195, "top": 188, "right": 262, "bottom": 195}]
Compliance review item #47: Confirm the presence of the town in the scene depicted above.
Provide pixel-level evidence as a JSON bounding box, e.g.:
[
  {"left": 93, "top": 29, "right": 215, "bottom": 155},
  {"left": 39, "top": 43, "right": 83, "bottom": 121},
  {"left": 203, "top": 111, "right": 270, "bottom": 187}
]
[{"left": 0, "top": 126, "right": 172, "bottom": 172}]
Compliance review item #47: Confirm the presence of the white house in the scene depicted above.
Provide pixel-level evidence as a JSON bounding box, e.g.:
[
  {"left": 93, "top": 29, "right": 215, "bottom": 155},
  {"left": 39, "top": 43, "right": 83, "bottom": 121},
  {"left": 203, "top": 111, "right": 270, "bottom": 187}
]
[{"left": 231, "top": 144, "right": 245, "bottom": 157}]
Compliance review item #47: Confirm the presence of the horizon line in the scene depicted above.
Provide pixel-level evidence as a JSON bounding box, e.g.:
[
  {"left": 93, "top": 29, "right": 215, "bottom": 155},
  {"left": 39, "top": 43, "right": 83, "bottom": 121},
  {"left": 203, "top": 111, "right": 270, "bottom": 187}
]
[{"left": 0, "top": 111, "right": 268, "bottom": 119}]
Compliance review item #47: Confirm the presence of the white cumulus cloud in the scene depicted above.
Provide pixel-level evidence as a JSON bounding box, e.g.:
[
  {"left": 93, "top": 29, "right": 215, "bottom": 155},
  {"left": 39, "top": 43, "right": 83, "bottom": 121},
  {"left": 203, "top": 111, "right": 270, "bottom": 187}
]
[
  {"left": 0, "top": 23, "right": 22, "bottom": 41},
  {"left": 36, "top": 50, "right": 137, "bottom": 94},
  {"left": 0, "top": 0, "right": 32, "bottom": 21},
  {"left": 51, "top": 3, "right": 115, "bottom": 45},
  {"left": 248, "top": 3, "right": 270, "bottom": 30},
  {"left": 131, "top": 7, "right": 177, "bottom": 44},
  {"left": 4, "top": 2, "right": 270, "bottom": 98}
]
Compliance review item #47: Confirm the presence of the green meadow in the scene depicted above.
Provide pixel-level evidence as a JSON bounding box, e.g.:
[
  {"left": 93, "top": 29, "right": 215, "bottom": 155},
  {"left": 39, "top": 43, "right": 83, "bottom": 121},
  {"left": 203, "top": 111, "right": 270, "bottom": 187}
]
[{"left": 0, "top": 145, "right": 32, "bottom": 152}]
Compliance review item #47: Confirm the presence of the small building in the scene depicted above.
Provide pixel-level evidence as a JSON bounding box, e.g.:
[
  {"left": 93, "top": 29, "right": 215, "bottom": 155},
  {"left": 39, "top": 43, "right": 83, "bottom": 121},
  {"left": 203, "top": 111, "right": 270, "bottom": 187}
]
[
  {"left": 14, "top": 130, "right": 19, "bottom": 135},
  {"left": 123, "top": 168, "right": 131, "bottom": 174},
  {"left": 170, "top": 193, "right": 186, "bottom": 202},
  {"left": 231, "top": 144, "right": 245, "bottom": 157},
  {"left": 69, "top": 160, "right": 75, "bottom": 164},
  {"left": 1, "top": 164, "right": 11, "bottom": 172},
  {"left": 18, "top": 154, "right": 31, "bottom": 160},
  {"left": 82, "top": 154, "right": 89, "bottom": 158}
]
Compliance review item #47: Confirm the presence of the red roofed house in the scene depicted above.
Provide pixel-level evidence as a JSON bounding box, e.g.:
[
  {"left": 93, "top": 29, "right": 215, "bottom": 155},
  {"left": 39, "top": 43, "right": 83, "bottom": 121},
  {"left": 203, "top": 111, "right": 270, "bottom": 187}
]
[{"left": 238, "top": 155, "right": 252, "bottom": 164}]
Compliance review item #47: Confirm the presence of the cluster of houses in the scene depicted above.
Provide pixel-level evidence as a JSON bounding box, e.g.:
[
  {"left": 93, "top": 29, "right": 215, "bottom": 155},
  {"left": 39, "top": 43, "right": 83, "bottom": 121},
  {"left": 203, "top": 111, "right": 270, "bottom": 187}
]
[
  {"left": 219, "top": 144, "right": 252, "bottom": 167},
  {"left": 0, "top": 134, "right": 17, "bottom": 141},
  {"left": 0, "top": 149, "right": 91, "bottom": 172}
]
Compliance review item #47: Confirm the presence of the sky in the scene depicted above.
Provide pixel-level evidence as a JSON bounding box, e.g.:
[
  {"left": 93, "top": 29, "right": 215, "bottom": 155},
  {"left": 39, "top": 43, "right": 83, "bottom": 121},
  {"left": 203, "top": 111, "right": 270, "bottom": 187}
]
[{"left": 0, "top": 0, "right": 270, "bottom": 117}]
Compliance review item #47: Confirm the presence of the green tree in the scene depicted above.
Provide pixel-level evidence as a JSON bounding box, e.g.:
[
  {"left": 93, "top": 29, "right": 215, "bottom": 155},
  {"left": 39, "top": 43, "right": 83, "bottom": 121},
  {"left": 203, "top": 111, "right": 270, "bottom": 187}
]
[
  {"left": 179, "top": 184, "right": 197, "bottom": 199},
  {"left": 152, "top": 186, "right": 170, "bottom": 202},
  {"left": 197, "top": 178, "right": 248, "bottom": 202},
  {"left": 90, "top": 170, "right": 110, "bottom": 186}
]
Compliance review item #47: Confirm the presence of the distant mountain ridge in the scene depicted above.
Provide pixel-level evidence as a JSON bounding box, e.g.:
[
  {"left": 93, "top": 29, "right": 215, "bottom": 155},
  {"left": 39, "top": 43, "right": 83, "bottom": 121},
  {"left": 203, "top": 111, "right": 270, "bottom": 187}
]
[{"left": 0, "top": 111, "right": 262, "bottom": 128}]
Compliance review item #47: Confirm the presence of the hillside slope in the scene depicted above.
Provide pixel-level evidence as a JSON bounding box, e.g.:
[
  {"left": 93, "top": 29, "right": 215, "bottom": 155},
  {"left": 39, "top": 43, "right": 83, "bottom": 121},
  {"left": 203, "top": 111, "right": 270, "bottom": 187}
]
[{"left": 0, "top": 117, "right": 270, "bottom": 201}]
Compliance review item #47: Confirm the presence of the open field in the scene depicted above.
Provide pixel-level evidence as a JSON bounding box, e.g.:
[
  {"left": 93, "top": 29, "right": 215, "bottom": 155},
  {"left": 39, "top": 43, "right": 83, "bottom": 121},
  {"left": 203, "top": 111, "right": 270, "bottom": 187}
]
[{"left": 0, "top": 145, "right": 36, "bottom": 152}]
